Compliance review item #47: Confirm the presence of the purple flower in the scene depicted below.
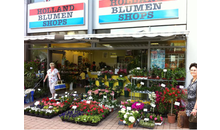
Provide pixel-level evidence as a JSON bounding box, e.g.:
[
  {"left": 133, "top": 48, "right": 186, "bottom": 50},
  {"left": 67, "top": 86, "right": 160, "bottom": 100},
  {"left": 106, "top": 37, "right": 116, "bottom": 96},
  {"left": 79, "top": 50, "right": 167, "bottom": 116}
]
[{"left": 131, "top": 102, "right": 144, "bottom": 111}]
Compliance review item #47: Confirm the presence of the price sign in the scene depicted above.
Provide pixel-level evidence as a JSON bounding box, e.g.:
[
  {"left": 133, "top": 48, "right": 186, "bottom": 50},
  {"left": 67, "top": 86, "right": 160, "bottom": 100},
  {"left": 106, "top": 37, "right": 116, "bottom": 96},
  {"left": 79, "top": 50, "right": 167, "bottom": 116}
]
[
  {"left": 127, "top": 107, "right": 131, "bottom": 110},
  {"left": 103, "top": 96, "right": 107, "bottom": 99},
  {"left": 143, "top": 108, "right": 148, "bottom": 112},
  {"left": 65, "top": 95, "right": 67, "bottom": 97},
  {"left": 140, "top": 82, "right": 144, "bottom": 85},
  {"left": 30, "top": 67, "right": 33, "bottom": 69},
  {"left": 86, "top": 101, "right": 90, "bottom": 104},
  {"left": 136, "top": 103, "right": 141, "bottom": 106},
  {"left": 74, "top": 91, "right": 77, "bottom": 93},
  {"left": 65, "top": 92, "right": 68, "bottom": 94},
  {"left": 179, "top": 85, "right": 184, "bottom": 89},
  {"left": 72, "top": 106, "right": 77, "bottom": 109},
  {"left": 89, "top": 96, "right": 93, "bottom": 100},
  {"left": 73, "top": 94, "right": 76, "bottom": 96},
  {"left": 175, "top": 102, "right": 180, "bottom": 106},
  {"left": 144, "top": 118, "right": 149, "bottom": 121},
  {"left": 151, "top": 104, "right": 156, "bottom": 108},
  {"left": 163, "top": 69, "right": 167, "bottom": 72},
  {"left": 38, "top": 88, "right": 41, "bottom": 91},
  {"left": 137, "top": 67, "right": 140, "bottom": 70},
  {"left": 161, "top": 83, "right": 166, "bottom": 87}
]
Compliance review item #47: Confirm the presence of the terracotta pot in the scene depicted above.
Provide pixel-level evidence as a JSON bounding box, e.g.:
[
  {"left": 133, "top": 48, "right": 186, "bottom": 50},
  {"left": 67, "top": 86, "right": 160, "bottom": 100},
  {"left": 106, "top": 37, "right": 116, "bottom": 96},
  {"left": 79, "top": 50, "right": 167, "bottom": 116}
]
[
  {"left": 167, "top": 113, "right": 176, "bottom": 123},
  {"left": 120, "top": 119, "right": 123, "bottom": 121},
  {"left": 128, "top": 123, "right": 134, "bottom": 128}
]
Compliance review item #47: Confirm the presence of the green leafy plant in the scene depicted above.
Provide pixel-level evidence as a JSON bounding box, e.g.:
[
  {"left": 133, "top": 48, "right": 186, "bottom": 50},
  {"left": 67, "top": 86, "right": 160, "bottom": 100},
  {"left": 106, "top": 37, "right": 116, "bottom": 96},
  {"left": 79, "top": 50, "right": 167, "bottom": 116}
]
[
  {"left": 90, "top": 116, "right": 101, "bottom": 123},
  {"left": 75, "top": 116, "right": 81, "bottom": 123},
  {"left": 173, "top": 68, "right": 186, "bottom": 80}
]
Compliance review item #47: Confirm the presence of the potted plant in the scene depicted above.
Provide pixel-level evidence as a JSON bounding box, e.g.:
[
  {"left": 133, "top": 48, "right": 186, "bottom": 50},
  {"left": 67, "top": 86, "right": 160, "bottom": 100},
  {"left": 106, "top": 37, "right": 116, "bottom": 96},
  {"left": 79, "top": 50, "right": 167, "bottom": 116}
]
[
  {"left": 90, "top": 115, "right": 101, "bottom": 126},
  {"left": 162, "top": 87, "right": 185, "bottom": 123},
  {"left": 152, "top": 66, "right": 162, "bottom": 79},
  {"left": 117, "top": 108, "right": 126, "bottom": 121},
  {"left": 108, "top": 78, "right": 117, "bottom": 88},
  {"left": 124, "top": 112, "right": 136, "bottom": 128},
  {"left": 154, "top": 114, "right": 163, "bottom": 125},
  {"left": 173, "top": 68, "right": 186, "bottom": 80},
  {"left": 117, "top": 77, "right": 126, "bottom": 87}
]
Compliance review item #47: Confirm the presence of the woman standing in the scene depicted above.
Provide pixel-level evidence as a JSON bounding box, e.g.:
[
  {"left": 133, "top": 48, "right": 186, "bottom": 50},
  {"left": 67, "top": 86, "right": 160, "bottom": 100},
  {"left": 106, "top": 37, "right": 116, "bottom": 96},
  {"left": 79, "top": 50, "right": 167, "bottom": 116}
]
[
  {"left": 186, "top": 63, "right": 197, "bottom": 129},
  {"left": 44, "top": 62, "right": 61, "bottom": 99}
]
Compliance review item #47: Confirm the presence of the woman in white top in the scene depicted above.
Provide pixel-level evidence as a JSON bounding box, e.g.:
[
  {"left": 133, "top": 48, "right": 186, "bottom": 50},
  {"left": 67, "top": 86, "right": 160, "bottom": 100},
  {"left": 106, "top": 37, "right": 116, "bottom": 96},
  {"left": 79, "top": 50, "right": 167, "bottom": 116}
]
[{"left": 43, "top": 62, "right": 61, "bottom": 99}]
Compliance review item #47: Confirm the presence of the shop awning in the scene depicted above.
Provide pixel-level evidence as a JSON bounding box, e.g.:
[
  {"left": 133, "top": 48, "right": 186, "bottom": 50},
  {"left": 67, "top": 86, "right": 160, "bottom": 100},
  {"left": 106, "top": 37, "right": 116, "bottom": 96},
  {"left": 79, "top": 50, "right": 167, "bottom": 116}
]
[
  {"left": 64, "top": 31, "right": 189, "bottom": 40},
  {"left": 24, "top": 31, "right": 189, "bottom": 43}
]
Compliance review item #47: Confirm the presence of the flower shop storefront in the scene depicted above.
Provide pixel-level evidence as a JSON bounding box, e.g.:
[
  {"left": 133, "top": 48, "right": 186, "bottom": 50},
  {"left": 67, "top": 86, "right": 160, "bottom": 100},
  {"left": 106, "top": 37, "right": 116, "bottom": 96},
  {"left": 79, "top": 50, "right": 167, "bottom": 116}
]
[{"left": 24, "top": 30, "right": 189, "bottom": 128}]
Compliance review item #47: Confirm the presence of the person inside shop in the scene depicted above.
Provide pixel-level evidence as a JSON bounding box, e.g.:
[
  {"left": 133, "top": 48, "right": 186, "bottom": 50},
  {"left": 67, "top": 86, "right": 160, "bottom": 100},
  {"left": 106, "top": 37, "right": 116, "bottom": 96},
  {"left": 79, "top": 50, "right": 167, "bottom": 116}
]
[
  {"left": 91, "top": 61, "right": 96, "bottom": 71},
  {"left": 185, "top": 63, "right": 197, "bottom": 129},
  {"left": 43, "top": 62, "right": 61, "bottom": 99},
  {"left": 79, "top": 69, "right": 86, "bottom": 88}
]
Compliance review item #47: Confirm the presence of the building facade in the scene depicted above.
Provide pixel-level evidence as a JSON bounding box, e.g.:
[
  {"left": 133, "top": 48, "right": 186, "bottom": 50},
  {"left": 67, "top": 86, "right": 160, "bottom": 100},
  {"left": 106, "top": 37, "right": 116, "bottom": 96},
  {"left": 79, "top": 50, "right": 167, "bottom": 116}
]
[{"left": 24, "top": 0, "right": 197, "bottom": 88}]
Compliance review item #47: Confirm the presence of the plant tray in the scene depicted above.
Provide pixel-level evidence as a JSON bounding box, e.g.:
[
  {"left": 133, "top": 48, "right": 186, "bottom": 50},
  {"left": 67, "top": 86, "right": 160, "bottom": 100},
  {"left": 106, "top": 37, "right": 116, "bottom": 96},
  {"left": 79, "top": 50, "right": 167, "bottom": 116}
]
[
  {"left": 138, "top": 124, "right": 155, "bottom": 129},
  {"left": 155, "top": 120, "right": 163, "bottom": 126}
]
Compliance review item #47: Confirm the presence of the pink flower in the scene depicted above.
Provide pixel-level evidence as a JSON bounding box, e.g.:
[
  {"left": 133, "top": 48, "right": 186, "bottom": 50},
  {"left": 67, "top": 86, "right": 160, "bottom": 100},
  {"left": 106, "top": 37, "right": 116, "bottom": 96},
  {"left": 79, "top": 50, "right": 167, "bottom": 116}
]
[
  {"left": 154, "top": 117, "right": 157, "bottom": 121},
  {"left": 160, "top": 117, "right": 163, "bottom": 121},
  {"left": 105, "top": 89, "right": 109, "bottom": 93},
  {"left": 121, "top": 101, "right": 124, "bottom": 105},
  {"left": 150, "top": 115, "right": 152, "bottom": 119},
  {"left": 122, "top": 106, "right": 126, "bottom": 109},
  {"left": 125, "top": 101, "right": 128, "bottom": 104}
]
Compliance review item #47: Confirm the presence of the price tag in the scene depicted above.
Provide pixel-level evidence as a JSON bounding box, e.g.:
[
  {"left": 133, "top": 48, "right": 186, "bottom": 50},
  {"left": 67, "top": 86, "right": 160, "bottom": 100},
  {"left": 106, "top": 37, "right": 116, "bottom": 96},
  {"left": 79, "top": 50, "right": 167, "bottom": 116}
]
[
  {"left": 127, "top": 107, "right": 131, "bottom": 110},
  {"left": 30, "top": 67, "right": 33, "bottom": 69},
  {"left": 103, "top": 96, "right": 107, "bottom": 99},
  {"left": 144, "top": 118, "right": 149, "bottom": 121},
  {"left": 86, "top": 101, "right": 90, "bottom": 104},
  {"left": 179, "top": 85, "right": 184, "bottom": 89},
  {"left": 65, "top": 92, "right": 68, "bottom": 94},
  {"left": 74, "top": 91, "right": 77, "bottom": 93},
  {"left": 151, "top": 104, "right": 156, "bottom": 108},
  {"left": 38, "top": 88, "right": 41, "bottom": 91},
  {"left": 143, "top": 108, "right": 148, "bottom": 112},
  {"left": 73, "top": 94, "right": 76, "bottom": 96},
  {"left": 89, "top": 96, "right": 93, "bottom": 99},
  {"left": 161, "top": 83, "right": 166, "bottom": 87},
  {"left": 65, "top": 95, "right": 67, "bottom": 97},
  {"left": 136, "top": 103, "right": 141, "bottom": 106},
  {"left": 136, "top": 67, "right": 140, "bottom": 70},
  {"left": 72, "top": 106, "right": 77, "bottom": 109},
  {"left": 56, "top": 102, "right": 60, "bottom": 104},
  {"left": 175, "top": 102, "right": 180, "bottom": 106},
  {"left": 163, "top": 69, "right": 167, "bottom": 72},
  {"left": 140, "top": 82, "right": 144, "bottom": 85}
]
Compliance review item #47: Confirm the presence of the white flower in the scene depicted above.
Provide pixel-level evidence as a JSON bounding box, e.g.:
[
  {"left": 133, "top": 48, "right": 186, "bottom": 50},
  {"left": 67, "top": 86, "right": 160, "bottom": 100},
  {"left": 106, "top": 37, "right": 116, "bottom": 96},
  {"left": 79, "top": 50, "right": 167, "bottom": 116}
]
[
  {"left": 135, "top": 110, "right": 138, "bottom": 113},
  {"left": 123, "top": 120, "right": 126, "bottom": 124},
  {"left": 124, "top": 114, "right": 127, "bottom": 119},
  {"left": 129, "top": 116, "right": 135, "bottom": 123}
]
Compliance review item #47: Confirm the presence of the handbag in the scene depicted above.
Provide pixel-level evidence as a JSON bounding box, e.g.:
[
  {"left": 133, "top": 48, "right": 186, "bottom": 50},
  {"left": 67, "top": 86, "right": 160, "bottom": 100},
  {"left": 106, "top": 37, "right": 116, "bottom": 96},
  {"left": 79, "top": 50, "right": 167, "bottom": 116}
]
[
  {"left": 177, "top": 111, "right": 189, "bottom": 128},
  {"left": 189, "top": 114, "right": 197, "bottom": 123},
  {"left": 55, "top": 80, "right": 66, "bottom": 90},
  {"left": 189, "top": 85, "right": 197, "bottom": 123}
]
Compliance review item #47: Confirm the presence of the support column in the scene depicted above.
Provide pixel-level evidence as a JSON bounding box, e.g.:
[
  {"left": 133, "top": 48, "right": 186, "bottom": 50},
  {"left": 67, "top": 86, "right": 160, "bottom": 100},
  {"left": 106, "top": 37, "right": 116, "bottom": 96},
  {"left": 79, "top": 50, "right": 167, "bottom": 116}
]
[
  {"left": 88, "top": 0, "right": 93, "bottom": 34},
  {"left": 186, "top": 0, "right": 197, "bottom": 88}
]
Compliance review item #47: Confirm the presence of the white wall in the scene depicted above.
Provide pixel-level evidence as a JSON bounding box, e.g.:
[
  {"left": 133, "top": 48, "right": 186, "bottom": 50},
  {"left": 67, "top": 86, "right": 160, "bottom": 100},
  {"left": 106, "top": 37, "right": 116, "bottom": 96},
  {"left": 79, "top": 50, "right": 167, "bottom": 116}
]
[{"left": 186, "top": 0, "right": 197, "bottom": 88}]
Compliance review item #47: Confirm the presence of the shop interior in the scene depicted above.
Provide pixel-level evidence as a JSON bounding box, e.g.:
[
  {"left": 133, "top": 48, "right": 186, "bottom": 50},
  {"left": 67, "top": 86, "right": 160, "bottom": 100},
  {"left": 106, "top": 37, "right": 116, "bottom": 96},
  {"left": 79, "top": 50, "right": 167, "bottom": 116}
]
[{"left": 29, "top": 40, "right": 186, "bottom": 98}]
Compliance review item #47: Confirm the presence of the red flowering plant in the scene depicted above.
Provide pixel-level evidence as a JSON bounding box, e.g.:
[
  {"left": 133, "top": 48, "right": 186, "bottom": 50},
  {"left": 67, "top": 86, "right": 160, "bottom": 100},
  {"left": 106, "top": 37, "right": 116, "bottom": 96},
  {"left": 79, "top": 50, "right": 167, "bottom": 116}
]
[{"left": 161, "top": 87, "right": 187, "bottom": 116}]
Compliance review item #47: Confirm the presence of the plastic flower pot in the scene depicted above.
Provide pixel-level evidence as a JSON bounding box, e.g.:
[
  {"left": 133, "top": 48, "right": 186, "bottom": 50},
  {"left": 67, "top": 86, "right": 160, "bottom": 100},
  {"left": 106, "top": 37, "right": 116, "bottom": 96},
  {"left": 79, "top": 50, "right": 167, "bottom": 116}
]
[
  {"left": 167, "top": 113, "right": 176, "bottom": 123},
  {"left": 109, "top": 83, "right": 113, "bottom": 88},
  {"left": 85, "top": 87, "right": 89, "bottom": 93},
  {"left": 118, "top": 81, "right": 123, "bottom": 87},
  {"left": 124, "top": 90, "right": 129, "bottom": 97},
  {"left": 128, "top": 123, "right": 134, "bottom": 128},
  {"left": 107, "top": 75, "right": 111, "bottom": 79}
]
